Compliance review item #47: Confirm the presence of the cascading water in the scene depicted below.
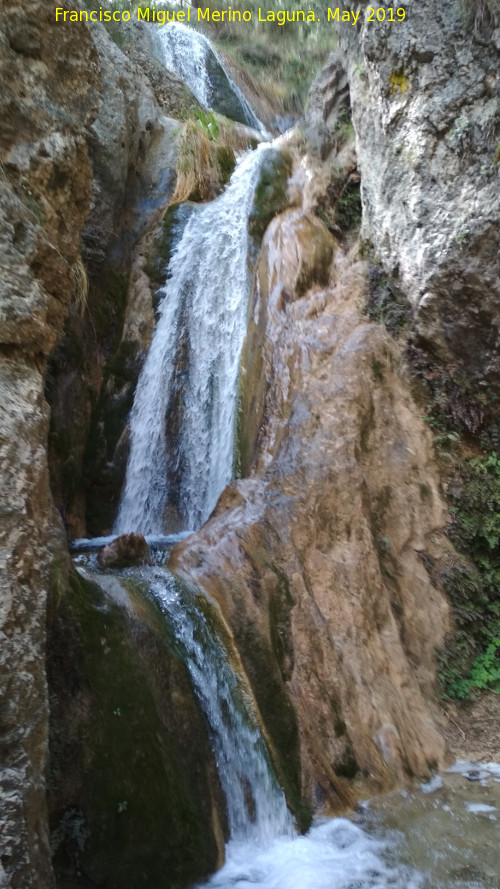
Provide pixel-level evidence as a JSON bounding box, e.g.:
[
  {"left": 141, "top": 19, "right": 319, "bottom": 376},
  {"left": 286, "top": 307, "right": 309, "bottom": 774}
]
[
  {"left": 153, "top": 21, "right": 264, "bottom": 131},
  {"left": 149, "top": 568, "right": 293, "bottom": 844},
  {"left": 135, "top": 563, "right": 425, "bottom": 889},
  {"left": 115, "top": 145, "right": 272, "bottom": 536}
]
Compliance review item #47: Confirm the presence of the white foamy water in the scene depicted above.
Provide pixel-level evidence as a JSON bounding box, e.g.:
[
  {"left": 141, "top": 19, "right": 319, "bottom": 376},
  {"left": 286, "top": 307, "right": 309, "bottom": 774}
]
[
  {"left": 201, "top": 819, "right": 423, "bottom": 889},
  {"left": 115, "top": 145, "right": 273, "bottom": 535},
  {"left": 155, "top": 21, "right": 263, "bottom": 130}
]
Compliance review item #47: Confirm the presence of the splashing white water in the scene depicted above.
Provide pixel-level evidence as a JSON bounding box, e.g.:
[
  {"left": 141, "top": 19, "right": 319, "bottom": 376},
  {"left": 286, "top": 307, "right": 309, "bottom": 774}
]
[
  {"left": 131, "top": 567, "right": 424, "bottom": 888},
  {"left": 115, "top": 145, "right": 272, "bottom": 535},
  {"left": 154, "top": 21, "right": 264, "bottom": 130},
  {"left": 201, "top": 818, "right": 423, "bottom": 889}
]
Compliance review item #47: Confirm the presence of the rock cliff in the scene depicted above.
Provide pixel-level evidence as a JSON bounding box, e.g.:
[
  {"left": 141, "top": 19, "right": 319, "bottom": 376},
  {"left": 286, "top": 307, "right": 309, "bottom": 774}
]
[
  {"left": 332, "top": 0, "right": 500, "bottom": 380},
  {"left": 0, "top": 4, "right": 100, "bottom": 886},
  {"left": 47, "top": 21, "right": 186, "bottom": 539}
]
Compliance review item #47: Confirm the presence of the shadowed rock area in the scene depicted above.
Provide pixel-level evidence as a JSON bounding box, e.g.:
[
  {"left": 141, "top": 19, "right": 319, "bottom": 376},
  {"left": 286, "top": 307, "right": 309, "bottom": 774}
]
[
  {"left": 0, "top": 3, "right": 100, "bottom": 886},
  {"left": 47, "top": 566, "right": 227, "bottom": 889}
]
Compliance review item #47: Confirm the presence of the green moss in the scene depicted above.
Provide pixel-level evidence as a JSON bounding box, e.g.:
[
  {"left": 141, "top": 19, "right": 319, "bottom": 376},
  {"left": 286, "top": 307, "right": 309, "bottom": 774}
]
[
  {"left": 235, "top": 618, "right": 311, "bottom": 831},
  {"left": 372, "top": 359, "right": 384, "bottom": 383},
  {"left": 436, "top": 453, "right": 500, "bottom": 699},
  {"left": 248, "top": 149, "right": 292, "bottom": 244},
  {"left": 47, "top": 568, "right": 224, "bottom": 889},
  {"left": 89, "top": 267, "right": 129, "bottom": 351},
  {"left": 268, "top": 565, "right": 295, "bottom": 682}
]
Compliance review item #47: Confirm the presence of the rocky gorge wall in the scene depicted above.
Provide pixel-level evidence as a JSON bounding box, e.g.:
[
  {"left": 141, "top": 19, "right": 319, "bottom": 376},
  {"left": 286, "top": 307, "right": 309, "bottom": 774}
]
[
  {"left": 333, "top": 0, "right": 500, "bottom": 380},
  {"left": 0, "top": 3, "right": 100, "bottom": 886},
  {"left": 1, "top": 3, "right": 499, "bottom": 888}
]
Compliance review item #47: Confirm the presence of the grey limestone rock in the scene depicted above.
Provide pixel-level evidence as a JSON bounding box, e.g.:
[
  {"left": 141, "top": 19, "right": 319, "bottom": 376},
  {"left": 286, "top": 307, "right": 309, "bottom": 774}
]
[{"left": 333, "top": 0, "right": 500, "bottom": 379}]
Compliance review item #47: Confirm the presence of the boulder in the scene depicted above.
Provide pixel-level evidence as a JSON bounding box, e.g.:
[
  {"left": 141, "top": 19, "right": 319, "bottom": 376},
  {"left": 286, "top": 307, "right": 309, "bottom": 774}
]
[{"left": 98, "top": 533, "right": 151, "bottom": 569}]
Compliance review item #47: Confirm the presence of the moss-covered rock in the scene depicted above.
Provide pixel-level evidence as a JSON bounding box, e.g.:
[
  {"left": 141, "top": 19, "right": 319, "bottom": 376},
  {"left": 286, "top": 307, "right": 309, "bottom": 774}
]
[
  {"left": 47, "top": 567, "right": 227, "bottom": 889},
  {"left": 248, "top": 149, "right": 292, "bottom": 244},
  {"left": 204, "top": 50, "right": 256, "bottom": 126}
]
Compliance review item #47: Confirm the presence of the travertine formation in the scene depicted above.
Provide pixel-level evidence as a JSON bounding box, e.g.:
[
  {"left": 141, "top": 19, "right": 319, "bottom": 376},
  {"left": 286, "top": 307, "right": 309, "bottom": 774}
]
[{"left": 171, "top": 202, "right": 451, "bottom": 810}]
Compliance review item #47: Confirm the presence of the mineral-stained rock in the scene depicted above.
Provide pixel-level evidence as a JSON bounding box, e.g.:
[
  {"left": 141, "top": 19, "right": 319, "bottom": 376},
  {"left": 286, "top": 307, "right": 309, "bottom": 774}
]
[
  {"left": 0, "top": 3, "right": 100, "bottom": 886},
  {"left": 333, "top": 0, "right": 500, "bottom": 380},
  {"left": 171, "top": 206, "right": 451, "bottom": 814},
  {"left": 98, "top": 533, "right": 151, "bottom": 569}
]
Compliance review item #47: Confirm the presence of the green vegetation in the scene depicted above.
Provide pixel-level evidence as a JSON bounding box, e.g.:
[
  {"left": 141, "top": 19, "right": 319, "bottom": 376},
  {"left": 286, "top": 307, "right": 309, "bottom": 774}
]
[
  {"left": 171, "top": 110, "right": 257, "bottom": 205},
  {"left": 405, "top": 348, "right": 500, "bottom": 700},
  {"left": 171, "top": 118, "right": 233, "bottom": 203},
  {"left": 248, "top": 148, "right": 292, "bottom": 242},
  {"left": 437, "top": 453, "right": 500, "bottom": 699}
]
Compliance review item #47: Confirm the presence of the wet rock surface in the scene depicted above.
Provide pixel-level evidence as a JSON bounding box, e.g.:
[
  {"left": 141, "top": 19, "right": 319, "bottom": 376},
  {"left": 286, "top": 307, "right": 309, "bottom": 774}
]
[
  {"left": 47, "top": 22, "right": 182, "bottom": 539},
  {"left": 171, "top": 207, "right": 451, "bottom": 813},
  {"left": 98, "top": 533, "right": 150, "bottom": 568},
  {"left": 47, "top": 567, "right": 227, "bottom": 889}
]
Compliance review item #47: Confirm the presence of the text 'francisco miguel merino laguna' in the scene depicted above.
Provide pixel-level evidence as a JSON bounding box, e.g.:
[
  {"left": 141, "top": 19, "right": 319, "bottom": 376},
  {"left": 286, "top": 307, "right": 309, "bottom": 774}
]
[{"left": 55, "top": 6, "right": 407, "bottom": 25}]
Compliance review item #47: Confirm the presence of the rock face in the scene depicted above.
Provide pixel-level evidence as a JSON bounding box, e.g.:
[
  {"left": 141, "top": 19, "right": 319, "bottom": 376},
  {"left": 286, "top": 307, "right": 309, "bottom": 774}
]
[
  {"left": 0, "top": 3, "right": 100, "bottom": 886},
  {"left": 304, "top": 52, "right": 350, "bottom": 160},
  {"left": 47, "top": 22, "right": 183, "bottom": 539},
  {"left": 333, "top": 1, "right": 500, "bottom": 380},
  {"left": 171, "top": 204, "right": 451, "bottom": 812},
  {"left": 47, "top": 567, "right": 227, "bottom": 889}
]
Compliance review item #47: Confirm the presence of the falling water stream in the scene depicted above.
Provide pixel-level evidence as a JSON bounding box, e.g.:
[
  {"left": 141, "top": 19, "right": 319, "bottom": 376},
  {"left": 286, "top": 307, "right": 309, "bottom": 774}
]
[
  {"left": 153, "top": 21, "right": 264, "bottom": 131},
  {"left": 80, "top": 24, "right": 500, "bottom": 889},
  {"left": 115, "top": 144, "right": 272, "bottom": 535}
]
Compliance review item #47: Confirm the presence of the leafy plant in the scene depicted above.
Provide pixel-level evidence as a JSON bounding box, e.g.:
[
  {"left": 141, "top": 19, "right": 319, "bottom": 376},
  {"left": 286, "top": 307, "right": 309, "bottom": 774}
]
[
  {"left": 450, "top": 638, "right": 500, "bottom": 698},
  {"left": 193, "top": 109, "right": 219, "bottom": 142}
]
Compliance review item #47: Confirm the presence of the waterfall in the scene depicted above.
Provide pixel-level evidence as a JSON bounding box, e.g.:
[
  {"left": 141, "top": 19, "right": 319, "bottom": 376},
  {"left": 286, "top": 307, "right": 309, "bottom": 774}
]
[
  {"left": 153, "top": 21, "right": 264, "bottom": 131},
  {"left": 150, "top": 568, "right": 294, "bottom": 843},
  {"left": 146, "top": 567, "right": 424, "bottom": 889},
  {"left": 115, "top": 145, "right": 272, "bottom": 536}
]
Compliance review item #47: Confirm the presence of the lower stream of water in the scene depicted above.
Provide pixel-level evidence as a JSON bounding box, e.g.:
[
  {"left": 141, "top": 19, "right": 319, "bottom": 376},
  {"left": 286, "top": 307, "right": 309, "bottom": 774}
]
[{"left": 75, "top": 553, "right": 500, "bottom": 889}]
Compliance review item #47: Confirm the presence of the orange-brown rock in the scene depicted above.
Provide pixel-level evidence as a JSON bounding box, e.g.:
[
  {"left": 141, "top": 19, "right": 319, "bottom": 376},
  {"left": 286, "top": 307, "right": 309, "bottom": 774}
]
[
  {"left": 171, "top": 207, "right": 451, "bottom": 815},
  {"left": 98, "top": 533, "right": 151, "bottom": 569}
]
